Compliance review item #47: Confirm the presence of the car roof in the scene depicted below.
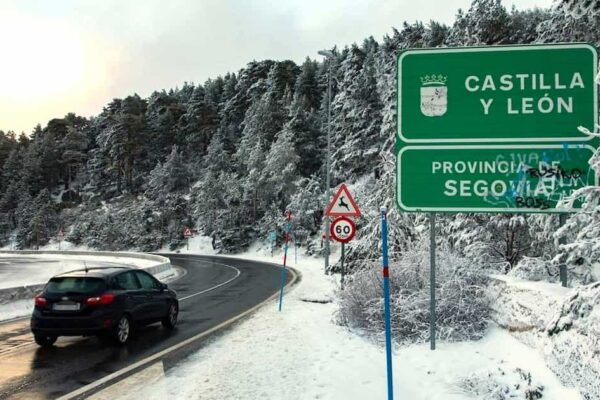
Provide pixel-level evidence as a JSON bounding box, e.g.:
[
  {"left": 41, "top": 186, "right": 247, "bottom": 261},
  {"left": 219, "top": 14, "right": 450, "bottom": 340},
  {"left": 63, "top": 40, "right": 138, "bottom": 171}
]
[{"left": 53, "top": 266, "right": 134, "bottom": 279}]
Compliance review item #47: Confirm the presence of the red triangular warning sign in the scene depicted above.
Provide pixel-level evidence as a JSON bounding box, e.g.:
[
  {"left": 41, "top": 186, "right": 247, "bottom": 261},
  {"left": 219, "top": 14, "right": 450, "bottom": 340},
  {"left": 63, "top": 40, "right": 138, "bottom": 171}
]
[
  {"left": 183, "top": 227, "right": 193, "bottom": 237},
  {"left": 324, "top": 183, "right": 362, "bottom": 217}
]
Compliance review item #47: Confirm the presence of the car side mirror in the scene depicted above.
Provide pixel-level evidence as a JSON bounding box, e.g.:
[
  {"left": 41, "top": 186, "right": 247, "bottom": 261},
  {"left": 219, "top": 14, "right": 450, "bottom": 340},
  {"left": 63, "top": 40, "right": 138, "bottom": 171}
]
[{"left": 160, "top": 282, "right": 167, "bottom": 290}]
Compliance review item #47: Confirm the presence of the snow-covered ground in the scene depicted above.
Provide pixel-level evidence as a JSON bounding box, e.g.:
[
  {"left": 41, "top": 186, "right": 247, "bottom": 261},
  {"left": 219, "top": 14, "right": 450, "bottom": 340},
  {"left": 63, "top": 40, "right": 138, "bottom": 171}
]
[
  {"left": 0, "top": 253, "right": 158, "bottom": 290},
  {"left": 97, "top": 244, "right": 582, "bottom": 400},
  {"left": 0, "top": 299, "right": 34, "bottom": 322},
  {"left": 157, "top": 234, "right": 218, "bottom": 255}
]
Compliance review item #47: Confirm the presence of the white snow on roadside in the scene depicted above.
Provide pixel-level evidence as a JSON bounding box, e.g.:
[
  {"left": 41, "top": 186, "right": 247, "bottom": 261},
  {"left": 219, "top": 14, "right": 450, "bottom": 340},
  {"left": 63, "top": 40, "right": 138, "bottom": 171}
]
[
  {"left": 0, "top": 253, "right": 158, "bottom": 290},
  {"left": 490, "top": 274, "right": 572, "bottom": 299},
  {"left": 112, "top": 249, "right": 582, "bottom": 400},
  {"left": 158, "top": 235, "right": 217, "bottom": 255},
  {"left": 0, "top": 299, "right": 34, "bottom": 323}
]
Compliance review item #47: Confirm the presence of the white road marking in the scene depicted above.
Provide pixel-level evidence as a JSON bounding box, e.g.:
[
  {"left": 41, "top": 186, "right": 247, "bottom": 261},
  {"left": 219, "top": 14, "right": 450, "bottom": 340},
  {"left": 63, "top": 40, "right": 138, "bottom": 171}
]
[
  {"left": 87, "top": 361, "right": 165, "bottom": 400},
  {"left": 56, "top": 265, "right": 299, "bottom": 400},
  {"left": 177, "top": 260, "right": 241, "bottom": 302}
]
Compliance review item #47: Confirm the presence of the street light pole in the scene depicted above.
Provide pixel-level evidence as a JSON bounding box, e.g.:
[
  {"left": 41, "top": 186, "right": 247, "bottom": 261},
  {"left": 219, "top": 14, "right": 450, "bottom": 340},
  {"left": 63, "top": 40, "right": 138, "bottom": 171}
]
[{"left": 319, "top": 50, "right": 334, "bottom": 275}]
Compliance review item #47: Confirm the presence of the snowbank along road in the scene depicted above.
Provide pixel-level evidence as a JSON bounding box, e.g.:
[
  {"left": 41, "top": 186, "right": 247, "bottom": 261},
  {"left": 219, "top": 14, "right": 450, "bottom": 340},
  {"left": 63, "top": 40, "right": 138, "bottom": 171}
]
[{"left": 0, "top": 254, "right": 295, "bottom": 399}]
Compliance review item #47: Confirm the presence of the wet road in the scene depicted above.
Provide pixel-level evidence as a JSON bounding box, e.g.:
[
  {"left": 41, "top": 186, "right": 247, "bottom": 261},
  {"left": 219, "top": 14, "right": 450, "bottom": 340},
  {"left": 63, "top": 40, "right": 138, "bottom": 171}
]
[{"left": 0, "top": 254, "right": 288, "bottom": 399}]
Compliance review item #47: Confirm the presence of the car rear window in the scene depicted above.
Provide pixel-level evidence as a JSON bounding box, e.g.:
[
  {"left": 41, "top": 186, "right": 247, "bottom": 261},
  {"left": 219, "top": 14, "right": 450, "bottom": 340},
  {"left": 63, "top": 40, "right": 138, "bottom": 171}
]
[{"left": 46, "top": 277, "right": 106, "bottom": 294}]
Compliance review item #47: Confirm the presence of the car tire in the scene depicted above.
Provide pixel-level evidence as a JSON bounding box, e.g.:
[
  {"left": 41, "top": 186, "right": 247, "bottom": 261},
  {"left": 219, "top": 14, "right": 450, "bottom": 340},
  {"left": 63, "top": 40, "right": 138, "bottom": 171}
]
[
  {"left": 162, "top": 302, "right": 178, "bottom": 330},
  {"left": 34, "top": 334, "right": 57, "bottom": 347},
  {"left": 113, "top": 314, "right": 132, "bottom": 345}
]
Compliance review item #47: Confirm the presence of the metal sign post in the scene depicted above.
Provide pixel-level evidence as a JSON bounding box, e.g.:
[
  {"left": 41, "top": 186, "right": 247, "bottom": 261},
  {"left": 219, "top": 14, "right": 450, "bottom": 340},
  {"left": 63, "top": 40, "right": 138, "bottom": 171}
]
[
  {"left": 278, "top": 211, "right": 292, "bottom": 312},
  {"left": 330, "top": 216, "right": 357, "bottom": 290},
  {"left": 430, "top": 213, "right": 436, "bottom": 350},
  {"left": 340, "top": 243, "right": 345, "bottom": 290},
  {"left": 380, "top": 207, "right": 394, "bottom": 400}
]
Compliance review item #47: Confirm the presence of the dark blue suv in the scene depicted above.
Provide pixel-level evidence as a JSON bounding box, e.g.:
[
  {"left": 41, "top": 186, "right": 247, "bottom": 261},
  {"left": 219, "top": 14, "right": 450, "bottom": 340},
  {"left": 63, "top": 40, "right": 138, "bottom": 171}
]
[{"left": 31, "top": 266, "right": 178, "bottom": 347}]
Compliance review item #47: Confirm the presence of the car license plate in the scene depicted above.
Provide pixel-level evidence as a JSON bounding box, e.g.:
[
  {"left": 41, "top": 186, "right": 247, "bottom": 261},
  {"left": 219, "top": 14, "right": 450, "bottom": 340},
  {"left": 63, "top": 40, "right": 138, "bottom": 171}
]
[{"left": 53, "top": 303, "right": 80, "bottom": 311}]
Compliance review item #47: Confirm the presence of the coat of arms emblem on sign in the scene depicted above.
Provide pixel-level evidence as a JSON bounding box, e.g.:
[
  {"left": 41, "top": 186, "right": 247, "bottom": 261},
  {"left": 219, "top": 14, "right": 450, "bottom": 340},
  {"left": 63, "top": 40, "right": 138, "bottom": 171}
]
[{"left": 420, "top": 75, "right": 447, "bottom": 117}]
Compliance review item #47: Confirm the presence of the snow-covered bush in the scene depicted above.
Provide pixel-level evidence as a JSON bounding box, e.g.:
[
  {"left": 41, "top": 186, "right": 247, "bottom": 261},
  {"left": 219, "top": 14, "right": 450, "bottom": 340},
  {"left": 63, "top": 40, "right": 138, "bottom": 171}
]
[
  {"left": 552, "top": 127, "right": 600, "bottom": 285},
  {"left": 508, "top": 257, "right": 558, "bottom": 282},
  {"left": 457, "top": 366, "right": 544, "bottom": 400},
  {"left": 336, "top": 242, "right": 490, "bottom": 344},
  {"left": 544, "top": 282, "right": 600, "bottom": 400}
]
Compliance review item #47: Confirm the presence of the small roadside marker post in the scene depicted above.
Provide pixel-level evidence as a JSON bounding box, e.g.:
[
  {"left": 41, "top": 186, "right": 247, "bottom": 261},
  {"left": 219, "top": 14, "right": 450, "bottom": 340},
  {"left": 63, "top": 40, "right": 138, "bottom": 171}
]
[
  {"left": 380, "top": 206, "right": 394, "bottom": 400},
  {"left": 278, "top": 211, "right": 292, "bottom": 312},
  {"left": 268, "top": 229, "right": 276, "bottom": 257},
  {"left": 183, "top": 227, "right": 193, "bottom": 250},
  {"left": 57, "top": 229, "right": 65, "bottom": 251}
]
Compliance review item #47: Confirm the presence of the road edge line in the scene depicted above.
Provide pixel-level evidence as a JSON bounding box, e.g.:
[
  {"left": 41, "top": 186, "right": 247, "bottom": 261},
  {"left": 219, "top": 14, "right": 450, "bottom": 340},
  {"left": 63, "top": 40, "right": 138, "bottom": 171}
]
[{"left": 57, "top": 265, "right": 300, "bottom": 400}]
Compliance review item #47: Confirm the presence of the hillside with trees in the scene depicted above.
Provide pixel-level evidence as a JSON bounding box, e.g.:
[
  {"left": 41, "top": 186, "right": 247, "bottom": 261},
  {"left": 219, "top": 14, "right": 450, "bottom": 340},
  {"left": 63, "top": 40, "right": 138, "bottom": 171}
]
[{"left": 0, "top": 0, "right": 598, "bottom": 278}]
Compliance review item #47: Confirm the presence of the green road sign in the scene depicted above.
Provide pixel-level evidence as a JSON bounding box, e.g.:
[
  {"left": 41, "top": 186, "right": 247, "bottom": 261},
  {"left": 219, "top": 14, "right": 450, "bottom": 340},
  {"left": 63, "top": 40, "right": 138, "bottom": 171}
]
[
  {"left": 397, "top": 145, "right": 597, "bottom": 213},
  {"left": 398, "top": 44, "right": 598, "bottom": 143}
]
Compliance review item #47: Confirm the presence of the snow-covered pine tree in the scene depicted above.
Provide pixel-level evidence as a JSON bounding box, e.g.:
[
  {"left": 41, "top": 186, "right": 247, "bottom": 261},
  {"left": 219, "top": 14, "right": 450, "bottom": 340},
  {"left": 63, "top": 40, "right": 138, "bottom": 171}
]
[
  {"left": 261, "top": 127, "right": 300, "bottom": 213},
  {"left": 146, "top": 145, "right": 189, "bottom": 199}
]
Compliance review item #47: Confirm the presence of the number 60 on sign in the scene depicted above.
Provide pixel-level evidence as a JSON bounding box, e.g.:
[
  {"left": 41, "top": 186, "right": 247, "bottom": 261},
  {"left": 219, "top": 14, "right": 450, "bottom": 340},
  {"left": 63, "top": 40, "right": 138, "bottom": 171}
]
[{"left": 330, "top": 217, "right": 357, "bottom": 243}]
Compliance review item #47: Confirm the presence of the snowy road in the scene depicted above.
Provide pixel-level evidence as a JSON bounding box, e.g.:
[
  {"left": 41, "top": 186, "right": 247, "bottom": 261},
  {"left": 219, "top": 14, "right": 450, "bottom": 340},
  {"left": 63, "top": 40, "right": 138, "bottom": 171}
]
[{"left": 0, "top": 254, "right": 292, "bottom": 399}]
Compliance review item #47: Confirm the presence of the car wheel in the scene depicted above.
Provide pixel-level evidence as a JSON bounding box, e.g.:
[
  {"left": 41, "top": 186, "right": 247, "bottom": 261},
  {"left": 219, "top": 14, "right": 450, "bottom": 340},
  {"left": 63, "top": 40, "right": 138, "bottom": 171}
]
[
  {"left": 114, "top": 315, "right": 131, "bottom": 345},
  {"left": 34, "top": 334, "right": 57, "bottom": 347},
  {"left": 162, "top": 302, "right": 178, "bottom": 330}
]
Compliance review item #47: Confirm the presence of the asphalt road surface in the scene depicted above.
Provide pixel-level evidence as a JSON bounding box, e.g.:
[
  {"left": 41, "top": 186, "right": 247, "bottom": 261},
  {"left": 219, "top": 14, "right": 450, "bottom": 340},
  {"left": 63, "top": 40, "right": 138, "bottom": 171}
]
[{"left": 0, "top": 254, "right": 291, "bottom": 399}]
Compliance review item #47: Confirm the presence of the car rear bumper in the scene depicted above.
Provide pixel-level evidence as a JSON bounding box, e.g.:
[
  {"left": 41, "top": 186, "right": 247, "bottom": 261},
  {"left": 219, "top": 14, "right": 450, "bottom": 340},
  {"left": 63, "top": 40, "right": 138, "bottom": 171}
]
[{"left": 31, "top": 310, "right": 118, "bottom": 337}]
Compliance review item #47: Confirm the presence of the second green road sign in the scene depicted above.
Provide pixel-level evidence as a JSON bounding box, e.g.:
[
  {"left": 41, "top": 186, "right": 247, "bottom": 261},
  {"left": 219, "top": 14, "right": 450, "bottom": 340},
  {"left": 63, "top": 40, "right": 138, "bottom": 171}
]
[
  {"left": 397, "top": 43, "right": 598, "bottom": 213},
  {"left": 397, "top": 145, "right": 597, "bottom": 212}
]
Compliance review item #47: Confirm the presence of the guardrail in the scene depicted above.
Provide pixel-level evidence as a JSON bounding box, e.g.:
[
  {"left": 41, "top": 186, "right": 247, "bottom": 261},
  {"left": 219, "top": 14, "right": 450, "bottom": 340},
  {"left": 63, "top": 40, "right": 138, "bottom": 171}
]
[{"left": 0, "top": 251, "right": 172, "bottom": 304}]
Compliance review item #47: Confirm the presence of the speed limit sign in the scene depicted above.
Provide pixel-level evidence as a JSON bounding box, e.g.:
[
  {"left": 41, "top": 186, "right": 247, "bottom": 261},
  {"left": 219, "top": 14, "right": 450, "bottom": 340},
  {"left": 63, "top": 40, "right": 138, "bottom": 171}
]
[{"left": 330, "top": 216, "right": 356, "bottom": 243}]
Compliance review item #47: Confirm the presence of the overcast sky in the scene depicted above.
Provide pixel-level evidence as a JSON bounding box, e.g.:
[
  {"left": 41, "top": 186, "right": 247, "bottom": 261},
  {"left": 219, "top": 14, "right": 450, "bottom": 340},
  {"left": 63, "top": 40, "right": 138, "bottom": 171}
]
[{"left": 0, "top": 0, "right": 554, "bottom": 134}]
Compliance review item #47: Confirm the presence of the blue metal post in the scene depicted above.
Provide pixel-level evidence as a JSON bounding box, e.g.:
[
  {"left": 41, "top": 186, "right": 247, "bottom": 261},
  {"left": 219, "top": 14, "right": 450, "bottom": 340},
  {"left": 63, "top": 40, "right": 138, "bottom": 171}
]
[{"left": 381, "top": 206, "right": 394, "bottom": 400}]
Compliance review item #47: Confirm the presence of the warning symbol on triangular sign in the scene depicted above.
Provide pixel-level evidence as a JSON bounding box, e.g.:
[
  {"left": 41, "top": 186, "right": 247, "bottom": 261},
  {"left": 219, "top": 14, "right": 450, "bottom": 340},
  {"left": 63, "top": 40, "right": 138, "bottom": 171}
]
[
  {"left": 183, "top": 227, "right": 193, "bottom": 238},
  {"left": 324, "top": 183, "right": 362, "bottom": 217}
]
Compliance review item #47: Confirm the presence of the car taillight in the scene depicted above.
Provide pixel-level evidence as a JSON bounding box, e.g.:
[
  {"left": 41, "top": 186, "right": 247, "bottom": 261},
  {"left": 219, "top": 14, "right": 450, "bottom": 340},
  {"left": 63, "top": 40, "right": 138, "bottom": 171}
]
[
  {"left": 34, "top": 295, "right": 48, "bottom": 307},
  {"left": 85, "top": 293, "right": 116, "bottom": 306}
]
